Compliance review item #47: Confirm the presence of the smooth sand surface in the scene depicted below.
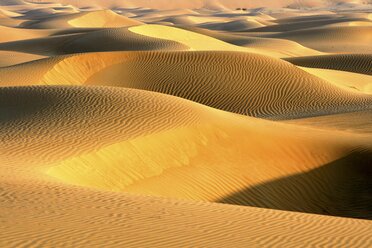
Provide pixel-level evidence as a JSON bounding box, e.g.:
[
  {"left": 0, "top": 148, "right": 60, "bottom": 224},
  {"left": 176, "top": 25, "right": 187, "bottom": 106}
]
[{"left": 1, "top": 0, "right": 372, "bottom": 247}]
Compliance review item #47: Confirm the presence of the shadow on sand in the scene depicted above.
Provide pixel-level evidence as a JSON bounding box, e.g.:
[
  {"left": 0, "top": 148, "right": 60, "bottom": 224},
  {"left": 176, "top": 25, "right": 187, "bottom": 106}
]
[{"left": 218, "top": 150, "right": 372, "bottom": 219}]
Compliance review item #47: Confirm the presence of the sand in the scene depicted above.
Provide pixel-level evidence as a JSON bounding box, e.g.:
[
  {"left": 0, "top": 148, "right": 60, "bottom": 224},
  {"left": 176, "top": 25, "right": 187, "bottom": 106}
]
[{"left": 1, "top": 0, "right": 372, "bottom": 247}]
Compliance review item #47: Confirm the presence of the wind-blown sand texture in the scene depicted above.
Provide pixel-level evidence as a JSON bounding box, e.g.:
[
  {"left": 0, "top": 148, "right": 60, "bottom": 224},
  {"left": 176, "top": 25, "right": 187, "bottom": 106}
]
[{"left": 1, "top": 0, "right": 372, "bottom": 247}]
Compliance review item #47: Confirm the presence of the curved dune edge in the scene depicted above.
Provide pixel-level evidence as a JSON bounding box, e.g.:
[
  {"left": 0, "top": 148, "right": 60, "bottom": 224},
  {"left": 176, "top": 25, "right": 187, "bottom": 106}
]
[
  {"left": 0, "top": 27, "right": 188, "bottom": 56},
  {"left": 21, "top": 9, "right": 144, "bottom": 29},
  {"left": 0, "top": 25, "right": 51, "bottom": 43},
  {"left": 178, "top": 26, "right": 325, "bottom": 58},
  {"left": 1, "top": 86, "right": 371, "bottom": 219},
  {"left": 0, "top": 51, "right": 45, "bottom": 67},
  {"left": 128, "top": 24, "right": 283, "bottom": 57},
  {"left": 67, "top": 10, "right": 143, "bottom": 28},
  {"left": 286, "top": 54, "right": 372, "bottom": 76},
  {"left": 1, "top": 51, "right": 372, "bottom": 119},
  {"left": 285, "top": 110, "right": 372, "bottom": 134},
  {"left": 129, "top": 24, "right": 248, "bottom": 51},
  {"left": 269, "top": 26, "right": 372, "bottom": 53},
  {"left": 299, "top": 67, "right": 372, "bottom": 94}
]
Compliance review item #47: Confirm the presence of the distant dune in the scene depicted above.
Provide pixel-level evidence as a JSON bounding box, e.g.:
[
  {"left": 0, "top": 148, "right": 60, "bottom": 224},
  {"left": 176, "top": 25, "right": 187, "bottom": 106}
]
[
  {"left": 21, "top": 9, "right": 143, "bottom": 28},
  {"left": 268, "top": 26, "right": 372, "bottom": 53}
]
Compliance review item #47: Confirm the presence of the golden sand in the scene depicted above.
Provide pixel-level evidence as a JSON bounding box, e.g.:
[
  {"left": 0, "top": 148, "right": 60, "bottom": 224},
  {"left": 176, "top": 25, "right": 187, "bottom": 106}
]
[{"left": 1, "top": 0, "right": 372, "bottom": 247}]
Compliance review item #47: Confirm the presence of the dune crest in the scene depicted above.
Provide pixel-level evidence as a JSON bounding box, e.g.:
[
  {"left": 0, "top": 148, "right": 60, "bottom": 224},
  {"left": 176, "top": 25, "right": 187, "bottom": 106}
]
[
  {"left": 1, "top": 51, "right": 372, "bottom": 119},
  {"left": 68, "top": 10, "right": 143, "bottom": 28}
]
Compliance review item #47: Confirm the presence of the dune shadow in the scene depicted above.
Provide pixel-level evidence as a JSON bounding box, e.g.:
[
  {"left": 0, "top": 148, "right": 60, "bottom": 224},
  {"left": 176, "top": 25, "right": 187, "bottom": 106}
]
[
  {"left": 0, "top": 87, "right": 56, "bottom": 124},
  {"left": 218, "top": 151, "right": 372, "bottom": 219}
]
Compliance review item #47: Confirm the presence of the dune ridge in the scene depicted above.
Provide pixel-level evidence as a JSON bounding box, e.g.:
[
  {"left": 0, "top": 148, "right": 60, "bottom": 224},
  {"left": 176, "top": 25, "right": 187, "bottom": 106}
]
[
  {"left": 299, "top": 67, "right": 372, "bottom": 93},
  {"left": 286, "top": 54, "right": 372, "bottom": 75},
  {"left": 1, "top": 51, "right": 372, "bottom": 119},
  {"left": 21, "top": 9, "right": 143, "bottom": 28},
  {"left": 268, "top": 26, "right": 372, "bottom": 53},
  {"left": 0, "top": 27, "right": 187, "bottom": 56}
]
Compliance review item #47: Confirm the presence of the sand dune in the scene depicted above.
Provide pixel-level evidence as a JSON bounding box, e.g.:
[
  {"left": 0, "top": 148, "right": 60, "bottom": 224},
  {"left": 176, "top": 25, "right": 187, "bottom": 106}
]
[
  {"left": 0, "top": 86, "right": 370, "bottom": 220},
  {"left": 286, "top": 110, "right": 372, "bottom": 134},
  {"left": 0, "top": 7, "right": 21, "bottom": 17},
  {"left": 178, "top": 26, "right": 323, "bottom": 57},
  {"left": 1, "top": 51, "right": 372, "bottom": 119},
  {"left": 129, "top": 24, "right": 248, "bottom": 51},
  {"left": 0, "top": 25, "right": 50, "bottom": 42},
  {"left": 250, "top": 16, "right": 367, "bottom": 32},
  {"left": 286, "top": 54, "right": 372, "bottom": 75},
  {"left": 157, "top": 15, "right": 233, "bottom": 27},
  {"left": 200, "top": 19, "right": 264, "bottom": 31},
  {"left": 2, "top": 182, "right": 372, "bottom": 247},
  {"left": 21, "top": 6, "right": 78, "bottom": 18},
  {"left": 128, "top": 24, "right": 319, "bottom": 57},
  {"left": 0, "top": 50, "right": 45, "bottom": 67},
  {"left": 22, "top": 10, "right": 143, "bottom": 28},
  {"left": 269, "top": 26, "right": 372, "bottom": 53},
  {"left": 299, "top": 67, "right": 372, "bottom": 93},
  {"left": 0, "top": 0, "right": 27, "bottom": 6},
  {"left": 1, "top": 1, "right": 372, "bottom": 246},
  {"left": 21, "top": 0, "right": 326, "bottom": 10},
  {"left": 0, "top": 27, "right": 187, "bottom": 56},
  {"left": 68, "top": 10, "right": 143, "bottom": 27}
]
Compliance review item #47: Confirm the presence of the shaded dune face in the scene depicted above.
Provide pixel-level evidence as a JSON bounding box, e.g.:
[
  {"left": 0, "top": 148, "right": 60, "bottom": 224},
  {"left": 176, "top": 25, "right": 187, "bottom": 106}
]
[
  {"left": 285, "top": 110, "right": 372, "bottom": 133},
  {"left": 285, "top": 54, "right": 372, "bottom": 75},
  {"left": 0, "top": 86, "right": 204, "bottom": 166},
  {"left": 1, "top": 86, "right": 371, "bottom": 220},
  {"left": 0, "top": 28, "right": 188, "bottom": 56},
  {"left": 1, "top": 51, "right": 372, "bottom": 119},
  {"left": 219, "top": 151, "right": 372, "bottom": 219},
  {"left": 250, "top": 17, "right": 368, "bottom": 32}
]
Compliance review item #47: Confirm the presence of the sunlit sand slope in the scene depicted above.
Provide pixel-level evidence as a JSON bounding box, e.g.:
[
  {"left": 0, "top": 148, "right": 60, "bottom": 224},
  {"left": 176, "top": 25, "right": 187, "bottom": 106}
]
[
  {"left": 299, "top": 67, "right": 372, "bottom": 94},
  {"left": 1, "top": 86, "right": 371, "bottom": 219},
  {"left": 129, "top": 24, "right": 248, "bottom": 52},
  {"left": 0, "top": 26, "right": 50, "bottom": 43},
  {"left": 1, "top": 51, "right": 372, "bottom": 119},
  {"left": 286, "top": 54, "right": 372, "bottom": 75},
  {"left": 0, "top": 51, "right": 45, "bottom": 67}
]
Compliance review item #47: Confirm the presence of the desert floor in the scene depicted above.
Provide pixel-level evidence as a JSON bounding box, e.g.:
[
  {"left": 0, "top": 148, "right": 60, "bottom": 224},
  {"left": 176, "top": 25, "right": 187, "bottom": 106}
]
[{"left": 0, "top": 0, "right": 372, "bottom": 247}]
